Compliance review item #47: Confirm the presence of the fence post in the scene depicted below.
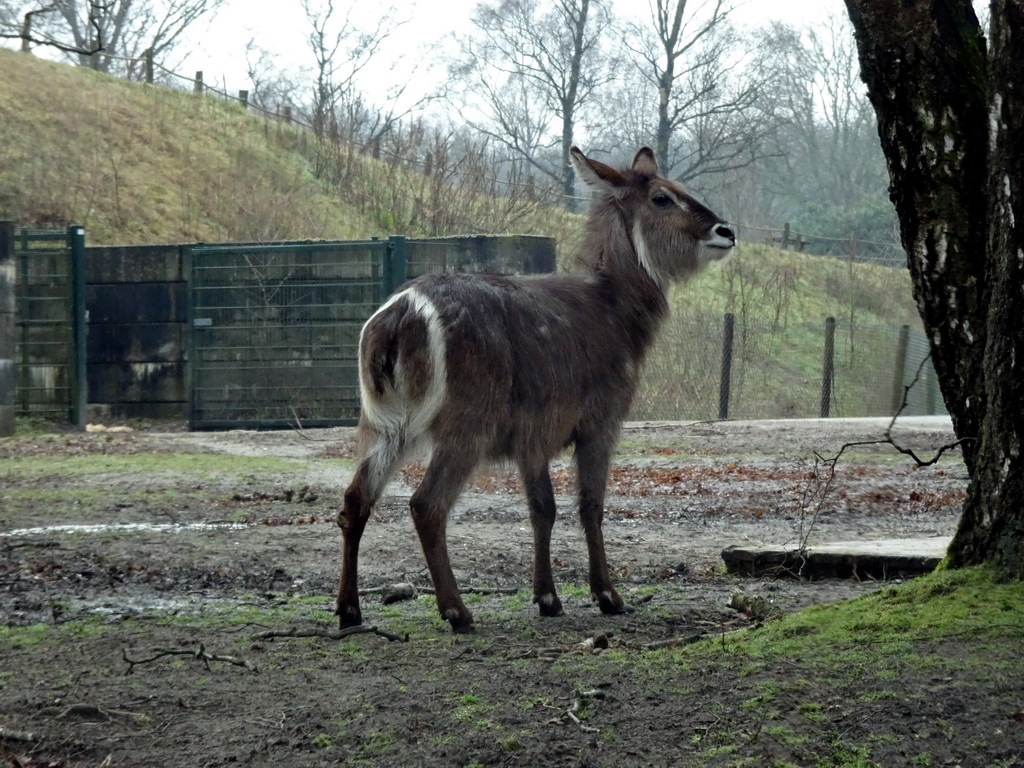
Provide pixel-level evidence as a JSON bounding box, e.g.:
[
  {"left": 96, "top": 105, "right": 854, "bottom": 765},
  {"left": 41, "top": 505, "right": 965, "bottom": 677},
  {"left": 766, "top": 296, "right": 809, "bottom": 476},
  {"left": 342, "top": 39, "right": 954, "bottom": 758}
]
[
  {"left": 144, "top": 48, "right": 154, "bottom": 84},
  {"left": 194, "top": 71, "right": 204, "bottom": 94},
  {"left": 0, "top": 222, "right": 15, "bottom": 436},
  {"left": 821, "top": 316, "right": 836, "bottom": 418},
  {"left": 70, "top": 226, "right": 87, "bottom": 429},
  {"left": 782, "top": 222, "right": 791, "bottom": 250},
  {"left": 890, "top": 324, "right": 910, "bottom": 415},
  {"left": 384, "top": 236, "right": 408, "bottom": 296},
  {"left": 282, "top": 105, "right": 292, "bottom": 124},
  {"left": 719, "top": 312, "right": 734, "bottom": 420},
  {"left": 238, "top": 90, "right": 249, "bottom": 109}
]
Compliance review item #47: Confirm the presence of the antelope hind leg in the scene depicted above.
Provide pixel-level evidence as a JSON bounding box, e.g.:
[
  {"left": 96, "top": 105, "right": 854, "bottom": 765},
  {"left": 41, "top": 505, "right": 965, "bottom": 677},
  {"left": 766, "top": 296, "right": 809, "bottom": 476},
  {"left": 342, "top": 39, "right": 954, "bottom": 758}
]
[
  {"left": 409, "top": 449, "right": 478, "bottom": 633},
  {"left": 336, "top": 440, "right": 398, "bottom": 628}
]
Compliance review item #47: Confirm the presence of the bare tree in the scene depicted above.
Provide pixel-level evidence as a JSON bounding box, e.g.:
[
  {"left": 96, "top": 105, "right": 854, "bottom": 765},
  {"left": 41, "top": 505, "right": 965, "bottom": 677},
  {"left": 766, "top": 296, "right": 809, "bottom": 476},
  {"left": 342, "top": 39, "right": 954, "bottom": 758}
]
[
  {"left": 452, "top": 0, "right": 613, "bottom": 200},
  {"left": 1, "top": 0, "right": 99, "bottom": 56},
  {"left": 615, "top": 0, "right": 756, "bottom": 178},
  {"left": 741, "top": 16, "right": 894, "bottom": 251},
  {"left": 244, "top": 38, "right": 303, "bottom": 115},
  {"left": 1, "top": 0, "right": 225, "bottom": 75},
  {"left": 301, "top": 0, "right": 414, "bottom": 147}
]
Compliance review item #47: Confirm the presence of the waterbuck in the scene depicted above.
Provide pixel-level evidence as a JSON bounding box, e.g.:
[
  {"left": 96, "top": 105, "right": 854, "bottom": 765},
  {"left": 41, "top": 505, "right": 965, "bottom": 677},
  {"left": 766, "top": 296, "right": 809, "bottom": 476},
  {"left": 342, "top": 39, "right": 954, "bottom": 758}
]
[{"left": 336, "top": 146, "right": 736, "bottom": 633}]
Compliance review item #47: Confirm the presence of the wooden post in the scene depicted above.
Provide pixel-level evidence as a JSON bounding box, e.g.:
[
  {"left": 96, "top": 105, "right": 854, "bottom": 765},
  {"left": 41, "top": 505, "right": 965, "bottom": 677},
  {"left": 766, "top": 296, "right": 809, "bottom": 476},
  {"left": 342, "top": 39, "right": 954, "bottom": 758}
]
[
  {"left": 782, "top": 222, "right": 791, "bottom": 250},
  {"left": 0, "top": 222, "right": 15, "bottom": 436},
  {"left": 144, "top": 48, "right": 154, "bottom": 84},
  {"left": 821, "top": 316, "right": 836, "bottom": 418},
  {"left": 719, "top": 312, "right": 735, "bottom": 420},
  {"left": 890, "top": 324, "right": 910, "bottom": 415},
  {"left": 194, "top": 71, "right": 204, "bottom": 94},
  {"left": 282, "top": 105, "right": 292, "bottom": 123},
  {"left": 238, "top": 90, "right": 249, "bottom": 109}
]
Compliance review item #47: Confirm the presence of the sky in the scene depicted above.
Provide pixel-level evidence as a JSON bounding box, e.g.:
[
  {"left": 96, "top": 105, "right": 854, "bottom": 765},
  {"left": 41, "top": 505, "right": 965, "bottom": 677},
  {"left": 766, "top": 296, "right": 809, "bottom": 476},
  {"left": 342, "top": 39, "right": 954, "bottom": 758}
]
[{"left": 184, "top": 0, "right": 846, "bottom": 108}]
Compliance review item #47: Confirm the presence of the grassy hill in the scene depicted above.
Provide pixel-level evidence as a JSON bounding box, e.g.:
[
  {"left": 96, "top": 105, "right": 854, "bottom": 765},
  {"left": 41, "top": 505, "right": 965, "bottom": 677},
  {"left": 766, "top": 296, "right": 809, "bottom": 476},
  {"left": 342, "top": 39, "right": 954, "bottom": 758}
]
[
  {"left": 0, "top": 49, "right": 921, "bottom": 420},
  {"left": 0, "top": 48, "right": 575, "bottom": 247}
]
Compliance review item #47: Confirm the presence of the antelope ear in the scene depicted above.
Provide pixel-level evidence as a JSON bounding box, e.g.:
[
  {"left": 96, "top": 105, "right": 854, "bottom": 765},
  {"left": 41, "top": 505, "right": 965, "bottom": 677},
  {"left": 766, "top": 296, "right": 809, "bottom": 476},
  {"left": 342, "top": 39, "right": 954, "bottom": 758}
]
[
  {"left": 570, "top": 146, "right": 626, "bottom": 194},
  {"left": 632, "top": 147, "right": 659, "bottom": 176}
]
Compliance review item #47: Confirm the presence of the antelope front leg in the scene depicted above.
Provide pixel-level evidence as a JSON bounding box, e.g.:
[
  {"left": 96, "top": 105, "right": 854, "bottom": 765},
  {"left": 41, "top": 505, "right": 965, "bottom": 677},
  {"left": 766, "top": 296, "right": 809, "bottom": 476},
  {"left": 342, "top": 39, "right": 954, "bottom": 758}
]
[
  {"left": 520, "top": 463, "right": 563, "bottom": 617},
  {"left": 576, "top": 439, "right": 632, "bottom": 616}
]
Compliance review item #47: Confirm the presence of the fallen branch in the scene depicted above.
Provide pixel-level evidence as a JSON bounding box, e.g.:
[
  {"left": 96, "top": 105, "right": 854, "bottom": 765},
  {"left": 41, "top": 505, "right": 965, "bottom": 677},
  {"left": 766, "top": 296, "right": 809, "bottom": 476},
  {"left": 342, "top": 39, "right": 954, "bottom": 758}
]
[
  {"left": 564, "top": 689, "right": 606, "bottom": 734},
  {"left": 122, "top": 644, "right": 257, "bottom": 674},
  {"left": 359, "top": 584, "right": 520, "bottom": 596},
  {"left": 0, "top": 726, "right": 37, "bottom": 742},
  {"left": 36, "top": 704, "right": 148, "bottom": 724},
  {"left": 251, "top": 625, "right": 408, "bottom": 643},
  {"left": 642, "top": 632, "right": 705, "bottom": 650}
]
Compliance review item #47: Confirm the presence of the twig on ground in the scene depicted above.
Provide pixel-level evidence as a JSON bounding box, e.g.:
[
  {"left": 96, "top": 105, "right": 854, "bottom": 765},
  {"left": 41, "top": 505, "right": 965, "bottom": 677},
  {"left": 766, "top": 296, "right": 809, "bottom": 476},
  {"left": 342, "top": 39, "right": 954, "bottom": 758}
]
[
  {"left": 122, "top": 644, "right": 257, "bottom": 674},
  {"left": 565, "top": 689, "right": 607, "bottom": 733},
  {"left": 251, "top": 625, "right": 409, "bottom": 643},
  {"left": 288, "top": 406, "right": 332, "bottom": 442}
]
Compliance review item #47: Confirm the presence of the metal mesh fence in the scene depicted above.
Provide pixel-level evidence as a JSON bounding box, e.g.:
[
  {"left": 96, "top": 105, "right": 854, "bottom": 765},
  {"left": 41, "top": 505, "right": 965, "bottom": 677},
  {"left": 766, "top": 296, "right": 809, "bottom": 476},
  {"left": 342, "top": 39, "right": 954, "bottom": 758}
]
[
  {"left": 633, "top": 313, "right": 944, "bottom": 421},
  {"left": 188, "top": 241, "right": 389, "bottom": 428},
  {"left": 13, "top": 227, "right": 86, "bottom": 424}
]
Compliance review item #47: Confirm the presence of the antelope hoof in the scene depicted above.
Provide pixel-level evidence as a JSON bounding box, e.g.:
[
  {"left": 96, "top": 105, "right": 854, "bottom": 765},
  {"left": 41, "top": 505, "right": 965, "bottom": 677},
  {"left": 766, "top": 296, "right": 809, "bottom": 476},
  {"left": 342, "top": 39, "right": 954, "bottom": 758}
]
[
  {"left": 336, "top": 604, "right": 363, "bottom": 630},
  {"left": 534, "top": 593, "right": 564, "bottom": 618},
  {"left": 595, "top": 590, "right": 634, "bottom": 616},
  {"left": 444, "top": 609, "right": 476, "bottom": 634}
]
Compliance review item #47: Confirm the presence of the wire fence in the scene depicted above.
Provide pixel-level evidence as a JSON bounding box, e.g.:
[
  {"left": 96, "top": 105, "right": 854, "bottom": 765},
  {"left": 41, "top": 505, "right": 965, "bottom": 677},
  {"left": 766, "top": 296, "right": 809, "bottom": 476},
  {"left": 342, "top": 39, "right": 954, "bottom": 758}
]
[{"left": 634, "top": 313, "right": 944, "bottom": 422}]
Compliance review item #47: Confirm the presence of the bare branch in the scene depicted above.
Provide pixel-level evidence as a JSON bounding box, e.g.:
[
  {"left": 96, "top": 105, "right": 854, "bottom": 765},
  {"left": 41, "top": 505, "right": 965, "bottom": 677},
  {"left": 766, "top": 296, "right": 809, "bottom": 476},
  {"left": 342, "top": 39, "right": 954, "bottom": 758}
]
[
  {"left": 122, "top": 644, "right": 257, "bottom": 674},
  {"left": 251, "top": 625, "right": 409, "bottom": 643}
]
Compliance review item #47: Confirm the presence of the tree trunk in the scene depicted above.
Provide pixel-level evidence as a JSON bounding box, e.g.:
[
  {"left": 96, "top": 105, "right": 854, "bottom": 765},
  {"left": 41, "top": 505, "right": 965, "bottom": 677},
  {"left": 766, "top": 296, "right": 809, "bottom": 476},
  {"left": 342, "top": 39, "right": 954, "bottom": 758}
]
[
  {"left": 843, "top": 0, "right": 1024, "bottom": 576},
  {"left": 948, "top": 0, "right": 1024, "bottom": 577}
]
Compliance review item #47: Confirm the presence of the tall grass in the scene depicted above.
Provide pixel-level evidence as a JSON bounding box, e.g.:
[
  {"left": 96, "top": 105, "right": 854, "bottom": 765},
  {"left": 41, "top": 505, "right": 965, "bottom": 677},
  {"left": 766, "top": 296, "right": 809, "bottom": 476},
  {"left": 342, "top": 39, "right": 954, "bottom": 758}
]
[{"left": 634, "top": 245, "right": 920, "bottom": 419}]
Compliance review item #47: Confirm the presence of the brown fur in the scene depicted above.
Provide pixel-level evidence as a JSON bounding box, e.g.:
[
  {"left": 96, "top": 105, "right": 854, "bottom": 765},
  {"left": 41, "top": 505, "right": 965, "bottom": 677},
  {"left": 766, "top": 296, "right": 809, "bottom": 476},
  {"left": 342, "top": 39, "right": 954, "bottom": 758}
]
[{"left": 336, "top": 147, "right": 736, "bottom": 632}]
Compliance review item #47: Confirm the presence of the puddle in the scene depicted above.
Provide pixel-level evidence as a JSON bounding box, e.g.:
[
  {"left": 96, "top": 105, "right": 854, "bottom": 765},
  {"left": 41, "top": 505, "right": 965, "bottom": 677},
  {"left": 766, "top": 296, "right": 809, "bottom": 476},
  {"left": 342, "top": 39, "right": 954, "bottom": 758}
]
[{"left": 0, "top": 521, "right": 249, "bottom": 538}]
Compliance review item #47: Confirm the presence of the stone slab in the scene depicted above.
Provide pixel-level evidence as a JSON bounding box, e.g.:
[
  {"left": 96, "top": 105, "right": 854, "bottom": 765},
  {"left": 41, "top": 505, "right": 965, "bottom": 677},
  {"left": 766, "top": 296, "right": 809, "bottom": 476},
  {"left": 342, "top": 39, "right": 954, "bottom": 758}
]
[{"left": 721, "top": 537, "right": 951, "bottom": 580}]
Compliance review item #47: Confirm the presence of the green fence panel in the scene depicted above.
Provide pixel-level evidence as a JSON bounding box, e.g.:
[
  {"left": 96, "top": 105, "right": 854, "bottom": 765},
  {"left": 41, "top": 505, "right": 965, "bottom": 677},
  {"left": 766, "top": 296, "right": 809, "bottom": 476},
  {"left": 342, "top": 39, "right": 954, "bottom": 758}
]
[
  {"left": 187, "top": 239, "right": 394, "bottom": 429},
  {"left": 13, "top": 226, "right": 86, "bottom": 426}
]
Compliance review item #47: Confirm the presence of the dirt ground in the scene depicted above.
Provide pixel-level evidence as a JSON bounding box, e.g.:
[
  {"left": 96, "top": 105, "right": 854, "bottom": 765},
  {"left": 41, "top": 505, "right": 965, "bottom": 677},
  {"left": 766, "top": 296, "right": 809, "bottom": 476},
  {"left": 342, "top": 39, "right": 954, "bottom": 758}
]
[{"left": 3, "top": 416, "right": 1018, "bottom": 767}]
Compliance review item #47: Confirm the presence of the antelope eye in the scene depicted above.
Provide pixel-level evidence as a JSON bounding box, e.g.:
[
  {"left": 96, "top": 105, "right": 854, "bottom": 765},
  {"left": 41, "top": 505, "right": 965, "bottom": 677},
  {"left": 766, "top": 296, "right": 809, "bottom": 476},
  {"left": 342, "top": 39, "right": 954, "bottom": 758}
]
[{"left": 651, "top": 193, "right": 674, "bottom": 208}]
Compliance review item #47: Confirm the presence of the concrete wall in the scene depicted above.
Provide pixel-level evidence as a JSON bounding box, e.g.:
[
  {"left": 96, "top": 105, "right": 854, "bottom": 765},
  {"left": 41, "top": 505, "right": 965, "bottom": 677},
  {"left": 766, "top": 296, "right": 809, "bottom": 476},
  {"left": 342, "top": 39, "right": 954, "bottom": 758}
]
[{"left": 86, "top": 244, "right": 188, "bottom": 420}]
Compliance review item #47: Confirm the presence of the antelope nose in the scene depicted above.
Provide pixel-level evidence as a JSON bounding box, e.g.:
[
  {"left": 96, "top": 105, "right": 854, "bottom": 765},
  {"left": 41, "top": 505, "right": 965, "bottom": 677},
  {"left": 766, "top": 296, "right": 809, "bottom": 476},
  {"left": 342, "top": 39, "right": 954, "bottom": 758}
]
[{"left": 715, "top": 224, "right": 737, "bottom": 244}]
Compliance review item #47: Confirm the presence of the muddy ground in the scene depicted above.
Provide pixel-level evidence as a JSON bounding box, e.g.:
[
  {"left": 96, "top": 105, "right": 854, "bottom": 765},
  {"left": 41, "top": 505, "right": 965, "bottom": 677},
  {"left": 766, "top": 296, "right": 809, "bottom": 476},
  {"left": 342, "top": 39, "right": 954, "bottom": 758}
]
[{"left": 2, "top": 416, "right": 1018, "bottom": 767}]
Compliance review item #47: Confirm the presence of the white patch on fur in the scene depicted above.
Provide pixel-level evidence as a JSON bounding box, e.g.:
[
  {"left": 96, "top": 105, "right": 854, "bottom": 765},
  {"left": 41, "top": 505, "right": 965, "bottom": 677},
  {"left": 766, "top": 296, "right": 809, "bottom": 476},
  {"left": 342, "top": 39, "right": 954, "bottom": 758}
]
[
  {"left": 537, "top": 593, "right": 558, "bottom": 607},
  {"left": 358, "top": 287, "right": 449, "bottom": 493},
  {"left": 658, "top": 187, "right": 689, "bottom": 211},
  {"left": 632, "top": 220, "right": 666, "bottom": 289}
]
